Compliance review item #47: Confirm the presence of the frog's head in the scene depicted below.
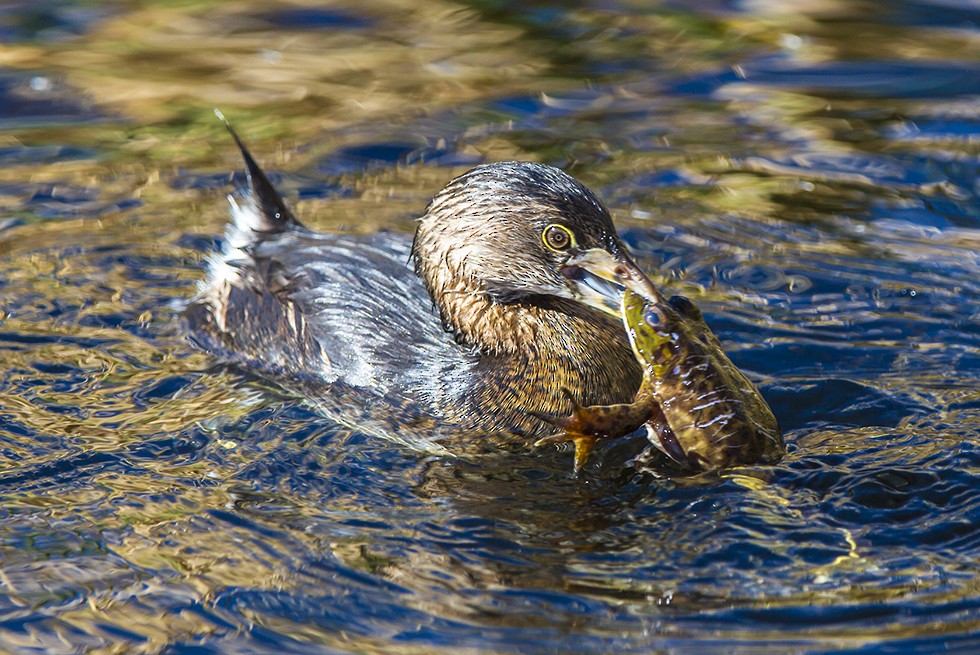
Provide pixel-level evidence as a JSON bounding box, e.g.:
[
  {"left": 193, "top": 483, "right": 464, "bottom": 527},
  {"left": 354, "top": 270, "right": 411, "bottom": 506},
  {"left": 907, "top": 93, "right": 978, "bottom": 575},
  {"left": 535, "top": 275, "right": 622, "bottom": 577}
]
[{"left": 622, "top": 288, "right": 705, "bottom": 377}]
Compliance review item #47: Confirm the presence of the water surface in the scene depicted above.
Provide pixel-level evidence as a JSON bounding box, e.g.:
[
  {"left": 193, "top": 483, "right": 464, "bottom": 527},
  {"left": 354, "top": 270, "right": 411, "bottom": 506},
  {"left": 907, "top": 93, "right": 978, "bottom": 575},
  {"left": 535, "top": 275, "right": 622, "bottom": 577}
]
[{"left": 0, "top": 0, "right": 979, "bottom": 653}]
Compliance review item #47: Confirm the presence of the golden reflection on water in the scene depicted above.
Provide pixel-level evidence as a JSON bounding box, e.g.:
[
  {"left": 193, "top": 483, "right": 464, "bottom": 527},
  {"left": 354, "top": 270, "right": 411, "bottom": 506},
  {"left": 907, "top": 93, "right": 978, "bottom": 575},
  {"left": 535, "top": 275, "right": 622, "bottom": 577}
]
[
  {"left": 1, "top": 0, "right": 975, "bottom": 243},
  {"left": 2, "top": 0, "right": 553, "bottom": 137},
  {"left": 0, "top": 0, "right": 978, "bottom": 652}
]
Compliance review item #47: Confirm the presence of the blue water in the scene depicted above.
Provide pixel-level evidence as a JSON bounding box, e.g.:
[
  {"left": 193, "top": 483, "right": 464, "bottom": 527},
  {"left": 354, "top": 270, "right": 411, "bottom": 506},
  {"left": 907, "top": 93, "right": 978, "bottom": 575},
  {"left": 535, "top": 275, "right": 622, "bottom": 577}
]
[{"left": 0, "top": 0, "right": 979, "bottom": 653}]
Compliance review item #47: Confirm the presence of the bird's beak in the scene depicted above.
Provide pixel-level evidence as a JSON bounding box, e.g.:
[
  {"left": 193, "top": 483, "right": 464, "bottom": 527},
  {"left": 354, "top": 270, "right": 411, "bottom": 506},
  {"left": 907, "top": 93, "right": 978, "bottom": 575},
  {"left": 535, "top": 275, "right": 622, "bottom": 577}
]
[{"left": 561, "top": 248, "right": 657, "bottom": 317}]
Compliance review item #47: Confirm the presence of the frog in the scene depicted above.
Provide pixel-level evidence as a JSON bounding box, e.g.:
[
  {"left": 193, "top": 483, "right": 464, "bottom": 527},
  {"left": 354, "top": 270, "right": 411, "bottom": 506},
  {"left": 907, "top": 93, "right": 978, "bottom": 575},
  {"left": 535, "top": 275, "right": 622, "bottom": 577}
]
[{"left": 535, "top": 287, "right": 784, "bottom": 474}]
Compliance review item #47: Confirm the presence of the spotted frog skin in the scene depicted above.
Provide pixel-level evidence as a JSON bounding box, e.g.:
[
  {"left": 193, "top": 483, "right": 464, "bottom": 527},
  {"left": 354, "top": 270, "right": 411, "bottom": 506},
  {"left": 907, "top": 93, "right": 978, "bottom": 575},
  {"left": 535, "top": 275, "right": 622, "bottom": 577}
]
[{"left": 536, "top": 288, "right": 784, "bottom": 473}]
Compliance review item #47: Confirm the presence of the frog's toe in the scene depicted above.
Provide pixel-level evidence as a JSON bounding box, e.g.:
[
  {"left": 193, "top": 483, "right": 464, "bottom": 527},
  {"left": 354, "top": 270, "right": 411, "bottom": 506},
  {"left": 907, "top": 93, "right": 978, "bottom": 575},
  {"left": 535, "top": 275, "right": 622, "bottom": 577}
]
[
  {"left": 571, "top": 434, "right": 598, "bottom": 473},
  {"left": 557, "top": 387, "right": 578, "bottom": 406},
  {"left": 533, "top": 432, "right": 598, "bottom": 474},
  {"left": 528, "top": 410, "right": 569, "bottom": 429}
]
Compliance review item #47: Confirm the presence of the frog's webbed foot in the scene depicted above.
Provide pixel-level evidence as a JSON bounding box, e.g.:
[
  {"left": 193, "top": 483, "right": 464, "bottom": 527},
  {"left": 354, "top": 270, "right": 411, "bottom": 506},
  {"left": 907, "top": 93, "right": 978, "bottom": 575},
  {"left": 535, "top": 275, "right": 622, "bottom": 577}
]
[
  {"left": 529, "top": 389, "right": 609, "bottom": 473},
  {"left": 528, "top": 388, "right": 592, "bottom": 432}
]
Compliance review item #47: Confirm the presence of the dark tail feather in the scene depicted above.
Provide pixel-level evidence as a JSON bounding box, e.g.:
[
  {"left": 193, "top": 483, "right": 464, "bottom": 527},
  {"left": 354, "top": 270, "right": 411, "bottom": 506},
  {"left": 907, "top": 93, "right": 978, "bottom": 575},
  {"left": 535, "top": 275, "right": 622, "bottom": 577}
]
[{"left": 215, "top": 109, "right": 303, "bottom": 233}]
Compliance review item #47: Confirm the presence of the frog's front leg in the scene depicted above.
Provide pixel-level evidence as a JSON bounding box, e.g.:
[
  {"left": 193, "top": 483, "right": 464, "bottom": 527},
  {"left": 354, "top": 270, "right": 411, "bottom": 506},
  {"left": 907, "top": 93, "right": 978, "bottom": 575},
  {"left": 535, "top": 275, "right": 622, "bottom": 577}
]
[{"left": 531, "top": 391, "right": 656, "bottom": 472}]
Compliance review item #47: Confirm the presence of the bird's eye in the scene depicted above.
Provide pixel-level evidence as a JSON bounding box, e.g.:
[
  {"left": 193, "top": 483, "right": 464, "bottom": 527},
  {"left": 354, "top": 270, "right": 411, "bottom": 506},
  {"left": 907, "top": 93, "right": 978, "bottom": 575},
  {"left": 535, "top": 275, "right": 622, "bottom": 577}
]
[
  {"left": 542, "top": 224, "right": 575, "bottom": 252},
  {"left": 643, "top": 306, "right": 665, "bottom": 328}
]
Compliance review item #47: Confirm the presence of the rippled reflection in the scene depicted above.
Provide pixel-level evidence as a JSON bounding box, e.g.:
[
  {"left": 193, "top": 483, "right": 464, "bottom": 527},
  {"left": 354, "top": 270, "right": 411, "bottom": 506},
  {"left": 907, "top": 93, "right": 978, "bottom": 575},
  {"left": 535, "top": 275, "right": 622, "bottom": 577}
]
[{"left": 1, "top": 0, "right": 979, "bottom": 652}]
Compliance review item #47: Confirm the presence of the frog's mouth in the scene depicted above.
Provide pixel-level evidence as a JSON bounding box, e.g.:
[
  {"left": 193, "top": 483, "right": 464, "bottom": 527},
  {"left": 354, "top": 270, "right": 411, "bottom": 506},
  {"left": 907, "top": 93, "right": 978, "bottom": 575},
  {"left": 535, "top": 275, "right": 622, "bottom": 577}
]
[
  {"left": 561, "top": 248, "right": 656, "bottom": 317},
  {"left": 644, "top": 422, "right": 691, "bottom": 468}
]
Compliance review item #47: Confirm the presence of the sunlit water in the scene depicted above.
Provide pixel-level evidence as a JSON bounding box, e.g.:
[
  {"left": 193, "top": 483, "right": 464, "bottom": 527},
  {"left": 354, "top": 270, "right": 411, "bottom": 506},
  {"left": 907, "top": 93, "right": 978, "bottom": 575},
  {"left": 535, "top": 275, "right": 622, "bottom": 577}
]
[{"left": 1, "top": 1, "right": 979, "bottom": 653}]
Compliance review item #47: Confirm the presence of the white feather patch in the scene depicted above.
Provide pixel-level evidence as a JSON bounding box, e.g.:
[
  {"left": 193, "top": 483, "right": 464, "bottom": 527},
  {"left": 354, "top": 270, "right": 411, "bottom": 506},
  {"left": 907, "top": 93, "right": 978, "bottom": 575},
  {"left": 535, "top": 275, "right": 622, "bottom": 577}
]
[{"left": 195, "top": 192, "right": 262, "bottom": 321}]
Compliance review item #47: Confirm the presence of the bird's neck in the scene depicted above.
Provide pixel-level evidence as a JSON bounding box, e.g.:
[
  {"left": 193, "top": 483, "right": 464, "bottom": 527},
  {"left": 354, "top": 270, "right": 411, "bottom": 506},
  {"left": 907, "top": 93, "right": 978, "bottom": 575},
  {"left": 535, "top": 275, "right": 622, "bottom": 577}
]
[
  {"left": 431, "top": 276, "right": 542, "bottom": 354},
  {"left": 431, "top": 273, "right": 628, "bottom": 377},
  {"left": 432, "top": 274, "right": 643, "bottom": 429}
]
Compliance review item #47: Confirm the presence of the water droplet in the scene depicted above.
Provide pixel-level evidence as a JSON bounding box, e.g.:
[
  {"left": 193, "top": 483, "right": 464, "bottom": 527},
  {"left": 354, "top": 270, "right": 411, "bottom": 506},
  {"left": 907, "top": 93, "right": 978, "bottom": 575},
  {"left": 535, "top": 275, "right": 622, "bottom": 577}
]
[{"left": 30, "top": 76, "right": 51, "bottom": 92}]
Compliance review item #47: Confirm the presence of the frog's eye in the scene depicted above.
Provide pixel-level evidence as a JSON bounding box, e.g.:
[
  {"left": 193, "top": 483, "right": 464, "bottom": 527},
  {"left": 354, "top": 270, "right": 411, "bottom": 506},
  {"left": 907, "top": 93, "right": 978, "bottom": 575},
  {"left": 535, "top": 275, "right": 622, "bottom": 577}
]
[
  {"left": 542, "top": 224, "right": 576, "bottom": 252},
  {"left": 643, "top": 306, "right": 665, "bottom": 328}
]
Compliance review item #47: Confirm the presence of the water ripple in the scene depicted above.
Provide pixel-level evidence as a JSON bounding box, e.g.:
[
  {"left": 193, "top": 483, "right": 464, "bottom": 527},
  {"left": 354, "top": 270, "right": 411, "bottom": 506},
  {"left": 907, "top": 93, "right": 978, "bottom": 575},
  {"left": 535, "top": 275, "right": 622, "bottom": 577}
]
[{"left": 0, "top": 0, "right": 978, "bottom": 652}]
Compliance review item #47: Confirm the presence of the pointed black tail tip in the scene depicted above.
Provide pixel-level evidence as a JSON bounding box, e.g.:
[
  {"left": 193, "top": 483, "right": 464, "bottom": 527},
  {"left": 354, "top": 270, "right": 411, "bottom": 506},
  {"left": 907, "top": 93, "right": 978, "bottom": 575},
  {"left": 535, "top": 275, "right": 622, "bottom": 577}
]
[
  {"left": 213, "top": 108, "right": 238, "bottom": 134},
  {"left": 213, "top": 108, "right": 232, "bottom": 135},
  {"left": 212, "top": 108, "right": 304, "bottom": 233},
  {"left": 213, "top": 108, "right": 248, "bottom": 154}
]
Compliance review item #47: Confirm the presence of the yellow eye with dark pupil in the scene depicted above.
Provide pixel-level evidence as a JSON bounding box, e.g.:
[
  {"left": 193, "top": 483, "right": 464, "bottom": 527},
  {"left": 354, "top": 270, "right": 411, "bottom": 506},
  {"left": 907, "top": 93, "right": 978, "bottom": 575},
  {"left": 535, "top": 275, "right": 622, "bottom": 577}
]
[{"left": 543, "top": 224, "right": 574, "bottom": 251}]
